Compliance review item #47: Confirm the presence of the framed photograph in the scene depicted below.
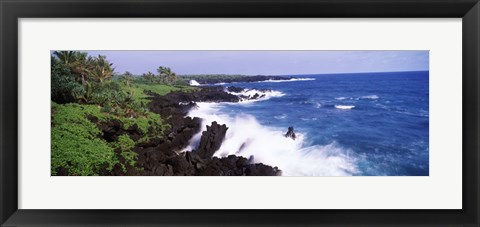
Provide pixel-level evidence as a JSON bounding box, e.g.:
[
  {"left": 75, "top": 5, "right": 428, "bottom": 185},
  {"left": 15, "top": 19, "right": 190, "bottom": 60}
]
[{"left": 1, "top": 0, "right": 479, "bottom": 226}]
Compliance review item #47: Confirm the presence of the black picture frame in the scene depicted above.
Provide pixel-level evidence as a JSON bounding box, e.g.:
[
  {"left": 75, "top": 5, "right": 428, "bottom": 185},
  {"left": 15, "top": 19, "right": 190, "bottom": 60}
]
[{"left": 1, "top": 0, "right": 479, "bottom": 226}]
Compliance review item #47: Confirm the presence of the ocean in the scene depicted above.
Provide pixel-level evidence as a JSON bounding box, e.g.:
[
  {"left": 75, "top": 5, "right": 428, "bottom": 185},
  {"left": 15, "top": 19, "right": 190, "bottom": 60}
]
[{"left": 185, "top": 71, "right": 429, "bottom": 176}]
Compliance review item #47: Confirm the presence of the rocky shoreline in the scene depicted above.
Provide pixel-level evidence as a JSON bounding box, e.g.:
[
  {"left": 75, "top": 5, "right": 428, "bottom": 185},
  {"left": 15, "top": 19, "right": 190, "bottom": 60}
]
[
  {"left": 187, "top": 75, "right": 292, "bottom": 85},
  {"left": 101, "top": 86, "right": 282, "bottom": 176}
]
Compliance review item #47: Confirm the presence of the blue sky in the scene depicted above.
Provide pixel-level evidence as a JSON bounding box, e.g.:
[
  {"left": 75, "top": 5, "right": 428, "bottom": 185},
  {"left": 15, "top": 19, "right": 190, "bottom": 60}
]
[{"left": 84, "top": 50, "right": 429, "bottom": 75}]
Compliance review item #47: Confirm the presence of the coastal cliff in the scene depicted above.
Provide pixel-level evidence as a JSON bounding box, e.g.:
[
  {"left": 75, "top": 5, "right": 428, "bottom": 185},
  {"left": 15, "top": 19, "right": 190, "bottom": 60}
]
[{"left": 90, "top": 86, "right": 281, "bottom": 176}]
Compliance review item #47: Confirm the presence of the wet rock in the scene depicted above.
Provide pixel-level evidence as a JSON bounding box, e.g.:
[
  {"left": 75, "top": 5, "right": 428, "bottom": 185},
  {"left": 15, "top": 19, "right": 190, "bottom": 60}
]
[
  {"left": 245, "top": 163, "right": 281, "bottom": 176},
  {"left": 197, "top": 155, "right": 281, "bottom": 176},
  {"left": 196, "top": 121, "right": 228, "bottom": 159},
  {"left": 129, "top": 87, "right": 282, "bottom": 176},
  {"left": 285, "top": 126, "right": 296, "bottom": 140}
]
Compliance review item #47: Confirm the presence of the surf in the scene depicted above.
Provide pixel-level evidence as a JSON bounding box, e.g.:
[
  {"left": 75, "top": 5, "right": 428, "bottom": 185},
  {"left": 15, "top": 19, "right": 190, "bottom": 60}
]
[
  {"left": 334, "top": 105, "right": 355, "bottom": 110},
  {"left": 184, "top": 102, "right": 358, "bottom": 176}
]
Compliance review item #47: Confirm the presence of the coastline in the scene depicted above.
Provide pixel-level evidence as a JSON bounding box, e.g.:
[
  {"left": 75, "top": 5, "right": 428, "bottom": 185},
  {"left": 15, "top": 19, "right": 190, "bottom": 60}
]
[
  {"left": 116, "top": 86, "right": 282, "bottom": 176},
  {"left": 50, "top": 51, "right": 429, "bottom": 177}
]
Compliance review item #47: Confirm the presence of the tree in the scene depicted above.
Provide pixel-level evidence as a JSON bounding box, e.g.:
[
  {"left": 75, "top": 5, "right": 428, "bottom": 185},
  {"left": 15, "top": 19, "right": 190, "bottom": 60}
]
[
  {"left": 89, "top": 55, "right": 115, "bottom": 83},
  {"left": 53, "top": 51, "right": 91, "bottom": 85},
  {"left": 119, "top": 71, "right": 134, "bottom": 87},
  {"left": 53, "top": 52, "right": 115, "bottom": 85},
  {"left": 53, "top": 51, "right": 77, "bottom": 65},
  {"left": 157, "top": 66, "right": 177, "bottom": 85},
  {"left": 142, "top": 71, "right": 155, "bottom": 83},
  {"left": 51, "top": 56, "right": 85, "bottom": 103}
]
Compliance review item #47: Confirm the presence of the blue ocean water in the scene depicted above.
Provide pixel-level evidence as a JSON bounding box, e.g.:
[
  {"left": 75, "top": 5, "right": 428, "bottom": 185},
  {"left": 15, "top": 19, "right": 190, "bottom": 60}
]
[{"left": 190, "top": 71, "right": 429, "bottom": 176}]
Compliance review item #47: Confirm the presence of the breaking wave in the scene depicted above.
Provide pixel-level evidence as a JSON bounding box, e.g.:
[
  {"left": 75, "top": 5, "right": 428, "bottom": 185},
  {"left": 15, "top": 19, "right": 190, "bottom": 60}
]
[
  {"left": 189, "top": 80, "right": 201, "bottom": 86},
  {"left": 360, "top": 95, "right": 379, "bottom": 100},
  {"left": 335, "top": 105, "right": 355, "bottom": 110},
  {"left": 185, "top": 102, "right": 359, "bottom": 176},
  {"left": 226, "top": 88, "right": 285, "bottom": 103}
]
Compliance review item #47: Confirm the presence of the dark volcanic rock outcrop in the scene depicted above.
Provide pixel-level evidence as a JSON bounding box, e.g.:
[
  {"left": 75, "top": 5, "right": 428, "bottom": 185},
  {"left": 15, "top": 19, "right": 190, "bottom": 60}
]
[
  {"left": 198, "top": 155, "right": 281, "bottom": 176},
  {"left": 99, "top": 119, "right": 124, "bottom": 142},
  {"left": 132, "top": 86, "right": 282, "bottom": 176},
  {"left": 79, "top": 85, "right": 282, "bottom": 176},
  {"left": 225, "top": 86, "right": 245, "bottom": 93},
  {"left": 90, "top": 116, "right": 143, "bottom": 143},
  {"left": 156, "top": 116, "right": 202, "bottom": 153},
  {"left": 196, "top": 121, "right": 228, "bottom": 159},
  {"left": 285, "top": 126, "right": 296, "bottom": 140},
  {"left": 136, "top": 145, "right": 281, "bottom": 176},
  {"left": 146, "top": 92, "right": 204, "bottom": 151}
]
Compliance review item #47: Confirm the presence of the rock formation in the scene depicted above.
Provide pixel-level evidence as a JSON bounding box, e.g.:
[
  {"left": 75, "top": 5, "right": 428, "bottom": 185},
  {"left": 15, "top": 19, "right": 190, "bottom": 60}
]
[
  {"left": 285, "top": 126, "right": 296, "bottom": 140},
  {"left": 196, "top": 121, "right": 228, "bottom": 159}
]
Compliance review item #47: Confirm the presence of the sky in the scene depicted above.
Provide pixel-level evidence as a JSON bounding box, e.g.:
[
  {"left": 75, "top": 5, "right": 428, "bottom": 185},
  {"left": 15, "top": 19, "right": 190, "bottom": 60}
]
[{"left": 84, "top": 50, "right": 429, "bottom": 76}]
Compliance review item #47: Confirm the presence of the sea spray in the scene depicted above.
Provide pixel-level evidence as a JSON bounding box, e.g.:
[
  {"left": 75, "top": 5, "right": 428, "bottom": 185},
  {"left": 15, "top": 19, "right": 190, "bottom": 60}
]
[
  {"left": 225, "top": 88, "right": 285, "bottom": 103},
  {"left": 360, "top": 95, "right": 379, "bottom": 100},
  {"left": 185, "top": 102, "right": 358, "bottom": 176},
  {"left": 189, "top": 80, "right": 201, "bottom": 86},
  {"left": 334, "top": 105, "right": 355, "bottom": 110}
]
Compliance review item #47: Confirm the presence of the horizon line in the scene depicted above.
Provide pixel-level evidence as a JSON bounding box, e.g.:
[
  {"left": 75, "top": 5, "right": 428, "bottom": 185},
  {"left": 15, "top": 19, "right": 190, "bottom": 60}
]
[{"left": 178, "top": 70, "right": 429, "bottom": 77}]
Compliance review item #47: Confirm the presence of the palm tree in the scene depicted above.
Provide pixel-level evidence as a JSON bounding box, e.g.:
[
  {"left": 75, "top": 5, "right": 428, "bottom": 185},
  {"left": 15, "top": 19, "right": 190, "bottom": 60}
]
[
  {"left": 71, "top": 55, "right": 94, "bottom": 85},
  {"left": 120, "top": 71, "right": 134, "bottom": 87},
  {"left": 53, "top": 51, "right": 91, "bottom": 85},
  {"left": 157, "top": 66, "right": 177, "bottom": 84},
  {"left": 142, "top": 72, "right": 155, "bottom": 83},
  {"left": 89, "top": 55, "right": 114, "bottom": 83},
  {"left": 53, "top": 51, "right": 76, "bottom": 65}
]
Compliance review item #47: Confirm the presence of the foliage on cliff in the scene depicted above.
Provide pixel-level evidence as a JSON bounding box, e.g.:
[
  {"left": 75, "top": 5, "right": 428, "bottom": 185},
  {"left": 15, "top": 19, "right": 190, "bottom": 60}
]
[{"left": 50, "top": 51, "right": 194, "bottom": 176}]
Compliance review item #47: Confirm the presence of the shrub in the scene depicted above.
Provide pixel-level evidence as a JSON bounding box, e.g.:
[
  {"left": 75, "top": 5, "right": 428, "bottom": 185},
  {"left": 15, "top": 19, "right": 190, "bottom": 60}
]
[
  {"left": 51, "top": 103, "right": 117, "bottom": 176},
  {"left": 83, "top": 81, "right": 143, "bottom": 117},
  {"left": 51, "top": 57, "right": 85, "bottom": 104},
  {"left": 115, "top": 134, "right": 137, "bottom": 172}
]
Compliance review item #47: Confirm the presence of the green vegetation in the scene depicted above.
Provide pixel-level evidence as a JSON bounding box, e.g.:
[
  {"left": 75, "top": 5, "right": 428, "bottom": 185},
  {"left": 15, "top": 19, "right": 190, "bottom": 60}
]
[
  {"left": 115, "top": 134, "right": 137, "bottom": 172},
  {"left": 134, "top": 83, "right": 196, "bottom": 97},
  {"left": 51, "top": 51, "right": 195, "bottom": 176},
  {"left": 139, "top": 66, "right": 180, "bottom": 85},
  {"left": 51, "top": 103, "right": 116, "bottom": 176},
  {"left": 51, "top": 56, "right": 86, "bottom": 104}
]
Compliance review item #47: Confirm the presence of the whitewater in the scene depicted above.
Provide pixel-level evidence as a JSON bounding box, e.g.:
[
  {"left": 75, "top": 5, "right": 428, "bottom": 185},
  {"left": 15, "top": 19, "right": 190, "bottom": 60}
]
[{"left": 183, "top": 71, "right": 429, "bottom": 176}]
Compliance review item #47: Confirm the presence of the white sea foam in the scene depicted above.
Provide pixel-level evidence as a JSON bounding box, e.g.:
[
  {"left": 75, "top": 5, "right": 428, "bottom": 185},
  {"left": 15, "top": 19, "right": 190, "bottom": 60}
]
[
  {"left": 360, "top": 95, "right": 379, "bottom": 100},
  {"left": 226, "top": 88, "right": 285, "bottom": 103},
  {"left": 189, "top": 80, "right": 201, "bottom": 86},
  {"left": 335, "top": 105, "right": 355, "bottom": 110},
  {"left": 185, "top": 102, "right": 358, "bottom": 176},
  {"left": 335, "top": 97, "right": 347, "bottom": 100},
  {"left": 315, "top": 102, "right": 322, "bottom": 108},
  {"left": 274, "top": 114, "right": 287, "bottom": 119}
]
